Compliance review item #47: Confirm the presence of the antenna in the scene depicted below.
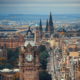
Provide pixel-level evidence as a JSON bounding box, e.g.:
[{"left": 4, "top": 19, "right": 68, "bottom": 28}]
[{"left": 29, "top": 17, "right": 30, "bottom": 26}]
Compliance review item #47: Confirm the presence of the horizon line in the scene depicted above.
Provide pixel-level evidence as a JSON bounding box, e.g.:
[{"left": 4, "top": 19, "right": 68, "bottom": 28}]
[{"left": 0, "top": 13, "right": 80, "bottom": 15}]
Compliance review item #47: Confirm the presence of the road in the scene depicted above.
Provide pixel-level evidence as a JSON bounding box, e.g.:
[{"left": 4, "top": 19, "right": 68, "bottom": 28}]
[
  {"left": 47, "top": 51, "right": 54, "bottom": 80},
  {"left": 47, "top": 49, "right": 61, "bottom": 80},
  {"left": 54, "top": 53, "right": 61, "bottom": 80}
]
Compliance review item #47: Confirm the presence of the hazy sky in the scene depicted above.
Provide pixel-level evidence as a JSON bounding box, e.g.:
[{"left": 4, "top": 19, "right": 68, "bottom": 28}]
[{"left": 0, "top": 0, "right": 80, "bottom": 14}]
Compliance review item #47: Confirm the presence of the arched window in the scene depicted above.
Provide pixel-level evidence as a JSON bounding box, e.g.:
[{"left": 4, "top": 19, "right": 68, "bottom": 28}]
[{"left": 28, "top": 32, "right": 31, "bottom": 37}]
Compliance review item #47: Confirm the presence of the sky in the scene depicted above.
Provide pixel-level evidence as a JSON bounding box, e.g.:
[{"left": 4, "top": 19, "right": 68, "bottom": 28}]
[{"left": 0, "top": 0, "right": 80, "bottom": 15}]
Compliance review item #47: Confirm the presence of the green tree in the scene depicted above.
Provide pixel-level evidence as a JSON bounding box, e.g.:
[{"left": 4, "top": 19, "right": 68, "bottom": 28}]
[
  {"left": 40, "top": 45, "right": 46, "bottom": 52},
  {"left": 7, "top": 48, "right": 14, "bottom": 61},
  {"left": 0, "top": 57, "right": 7, "bottom": 64},
  {"left": 5, "top": 63, "right": 13, "bottom": 69},
  {"left": 14, "top": 48, "right": 19, "bottom": 54},
  {"left": 40, "top": 51, "right": 49, "bottom": 62},
  {"left": 0, "top": 64, "right": 6, "bottom": 69},
  {"left": 41, "top": 59, "right": 47, "bottom": 70},
  {"left": 0, "top": 48, "right": 19, "bottom": 69},
  {"left": 1, "top": 46, "right": 3, "bottom": 50},
  {"left": 39, "top": 71, "right": 52, "bottom": 80},
  {"left": 40, "top": 51, "right": 49, "bottom": 70}
]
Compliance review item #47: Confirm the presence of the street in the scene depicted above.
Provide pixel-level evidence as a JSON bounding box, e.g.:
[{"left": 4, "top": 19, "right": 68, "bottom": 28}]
[
  {"left": 47, "top": 51, "right": 54, "bottom": 80},
  {"left": 47, "top": 49, "right": 61, "bottom": 80}
]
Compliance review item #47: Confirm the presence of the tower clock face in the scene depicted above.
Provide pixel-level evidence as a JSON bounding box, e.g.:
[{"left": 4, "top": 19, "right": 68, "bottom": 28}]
[{"left": 26, "top": 54, "right": 33, "bottom": 62}]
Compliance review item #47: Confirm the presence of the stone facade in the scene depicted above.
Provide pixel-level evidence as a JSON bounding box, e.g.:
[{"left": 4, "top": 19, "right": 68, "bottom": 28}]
[
  {"left": 19, "top": 40, "right": 40, "bottom": 80},
  {"left": 0, "top": 35, "right": 25, "bottom": 50}
]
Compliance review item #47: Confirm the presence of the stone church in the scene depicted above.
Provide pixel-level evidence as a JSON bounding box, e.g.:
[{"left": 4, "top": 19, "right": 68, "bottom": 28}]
[{"left": 34, "top": 12, "right": 54, "bottom": 44}]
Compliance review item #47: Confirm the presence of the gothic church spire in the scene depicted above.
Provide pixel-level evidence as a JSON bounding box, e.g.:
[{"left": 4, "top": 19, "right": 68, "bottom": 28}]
[
  {"left": 39, "top": 19, "right": 42, "bottom": 31},
  {"left": 45, "top": 19, "right": 48, "bottom": 32},
  {"left": 48, "top": 12, "right": 54, "bottom": 36},
  {"left": 49, "top": 12, "right": 53, "bottom": 27}
]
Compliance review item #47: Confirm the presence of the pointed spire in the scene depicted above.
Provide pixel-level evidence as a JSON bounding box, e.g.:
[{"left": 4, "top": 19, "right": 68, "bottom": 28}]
[
  {"left": 48, "top": 12, "right": 54, "bottom": 36},
  {"left": 49, "top": 12, "right": 53, "bottom": 27},
  {"left": 39, "top": 19, "right": 42, "bottom": 31},
  {"left": 45, "top": 19, "right": 48, "bottom": 32},
  {"left": 29, "top": 17, "right": 30, "bottom": 26},
  {"left": 49, "top": 12, "right": 52, "bottom": 23},
  {"left": 29, "top": 26, "right": 30, "bottom": 30}
]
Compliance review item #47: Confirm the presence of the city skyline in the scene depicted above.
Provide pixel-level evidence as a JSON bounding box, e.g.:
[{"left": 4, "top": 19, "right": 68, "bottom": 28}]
[{"left": 0, "top": 0, "right": 80, "bottom": 15}]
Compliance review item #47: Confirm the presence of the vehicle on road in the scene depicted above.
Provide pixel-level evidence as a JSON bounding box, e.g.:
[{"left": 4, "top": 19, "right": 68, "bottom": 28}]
[{"left": 58, "top": 66, "right": 61, "bottom": 71}]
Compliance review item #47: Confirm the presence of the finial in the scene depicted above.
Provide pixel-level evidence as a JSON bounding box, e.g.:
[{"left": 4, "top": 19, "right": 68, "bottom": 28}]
[
  {"left": 29, "top": 17, "right": 30, "bottom": 26},
  {"left": 29, "top": 26, "right": 30, "bottom": 30}
]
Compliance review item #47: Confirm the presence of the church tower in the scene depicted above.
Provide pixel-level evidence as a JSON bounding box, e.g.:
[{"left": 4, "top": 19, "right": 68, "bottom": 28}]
[
  {"left": 34, "top": 23, "right": 40, "bottom": 44},
  {"left": 19, "top": 27, "right": 40, "bottom": 80},
  {"left": 45, "top": 19, "right": 48, "bottom": 33},
  {"left": 48, "top": 12, "right": 54, "bottom": 36},
  {"left": 39, "top": 19, "right": 43, "bottom": 38},
  {"left": 19, "top": 44, "right": 40, "bottom": 80}
]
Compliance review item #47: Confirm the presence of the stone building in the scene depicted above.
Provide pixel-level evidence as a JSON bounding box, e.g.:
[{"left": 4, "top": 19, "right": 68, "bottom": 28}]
[
  {"left": 19, "top": 26, "right": 40, "bottom": 80},
  {"left": 73, "top": 59, "right": 80, "bottom": 80},
  {"left": 0, "top": 34, "right": 25, "bottom": 50},
  {"left": 0, "top": 49, "right": 7, "bottom": 60},
  {"left": 0, "top": 68, "right": 19, "bottom": 80}
]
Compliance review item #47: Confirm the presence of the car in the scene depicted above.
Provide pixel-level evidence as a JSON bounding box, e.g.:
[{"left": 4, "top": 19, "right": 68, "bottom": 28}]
[
  {"left": 56, "top": 55, "right": 58, "bottom": 58},
  {"left": 58, "top": 66, "right": 61, "bottom": 71}
]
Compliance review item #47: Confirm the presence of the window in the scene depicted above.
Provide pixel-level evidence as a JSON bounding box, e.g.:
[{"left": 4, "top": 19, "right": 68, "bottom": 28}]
[
  {"left": 15, "top": 42, "right": 16, "bottom": 47},
  {"left": 3, "top": 42, "right": 5, "bottom": 45},
  {"left": 3, "top": 54, "right": 4, "bottom": 57},
  {"left": 23, "top": 54, "right": 24, "bottom": 58},
  {"left": 28, "top": 32, "right": 31, "bottom": 37},
  {"left": 8, "top": 43, "right": 9, "bottom": 47},
  {"left": 11, "top": 42, "right": 13, "bottom": 44},
  {"left": 79, "top": 52, "right": 80, "bottom": 56},
  {"left": 11, "top": 44, "right": 13, "bottom": 48},
  {"left": 23, "top": 60, "right": 24, "bottom": 63},
  {"left": 23, "top": 69, "right": 24, "bottom": 72}
]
